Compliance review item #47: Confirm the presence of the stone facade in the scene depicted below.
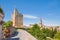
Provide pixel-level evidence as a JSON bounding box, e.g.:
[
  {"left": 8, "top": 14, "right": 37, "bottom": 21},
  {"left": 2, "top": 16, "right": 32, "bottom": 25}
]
[
  {"left": 38, "top": 18, "right": 60, "bottom": 32},
  {"left": 12, "top": 8, "right": 23, "bottom": 28},
  {"left": 0, "top": 7, "right": 4, "bottom": 40},
  {"left": 39, "top": 18, "right": 43, "bottom": 27}
]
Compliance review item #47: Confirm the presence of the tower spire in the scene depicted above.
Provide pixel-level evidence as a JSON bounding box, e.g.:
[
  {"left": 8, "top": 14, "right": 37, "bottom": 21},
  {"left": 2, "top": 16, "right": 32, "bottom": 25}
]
[
  {"left": 13, "top": 8, "right": 19, "bottom": 15},
  {"left": 39, "top": 17, "right": 43, "bottom": 27},
  {"left": 14, "top": 8, "right": 18, "bottom": 13}
]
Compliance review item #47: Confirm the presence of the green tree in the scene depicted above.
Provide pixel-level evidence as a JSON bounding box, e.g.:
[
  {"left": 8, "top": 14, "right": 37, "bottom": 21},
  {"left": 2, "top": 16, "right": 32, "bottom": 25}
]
[
  {"left": 2, "top": 20, "right": 12, "bottom": 29},
  {"left": 27, "top": 24, "right": 57, "bottom": 40},
  {"left": 0, "top": 6, "right": 4, "bottom": 15},
  {"left": 28, "top": 24, "right": 46, "bottom": 40},
  {"left": 54, "top": 32, "right": 60, "bottom": 40},
  {"left": 41, "top": 28, "right": 55, "bottom": 38}
]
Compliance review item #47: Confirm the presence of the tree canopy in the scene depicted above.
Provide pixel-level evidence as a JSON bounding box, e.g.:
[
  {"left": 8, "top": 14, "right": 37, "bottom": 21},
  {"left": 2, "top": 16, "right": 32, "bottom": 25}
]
[
  {"left": 54, "top": 32, "right": 60, "bottom": 40},
  {"left": 2, "top": 20, "right": 12, "bottom": 29},
  {"left": 0, "top": 7, "right": 4, "bottom": 15},
  {"left": 27, "top": 24, "right": 57, "bottom": 40}
]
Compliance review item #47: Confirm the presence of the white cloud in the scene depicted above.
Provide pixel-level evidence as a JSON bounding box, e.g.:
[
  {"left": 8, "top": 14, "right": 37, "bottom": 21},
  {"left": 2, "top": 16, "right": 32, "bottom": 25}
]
[
  {"left": 23, "top": 14, "right": 38, "bottom": 19},
  {"left": 24, "top": 24, "right": 29, "bottom": 26}
]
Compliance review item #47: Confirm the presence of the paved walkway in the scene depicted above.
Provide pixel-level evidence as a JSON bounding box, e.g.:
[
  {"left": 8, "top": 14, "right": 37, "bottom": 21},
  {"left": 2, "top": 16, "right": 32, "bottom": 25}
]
[{"left": 4, "top": 29, "right": 37, "bottom": 40}]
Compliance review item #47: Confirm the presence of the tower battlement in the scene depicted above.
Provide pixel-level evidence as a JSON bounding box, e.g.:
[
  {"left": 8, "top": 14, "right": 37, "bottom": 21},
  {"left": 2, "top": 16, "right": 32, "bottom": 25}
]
[{"left": 12, "top": 8, "right": 23, "bottom": 28}]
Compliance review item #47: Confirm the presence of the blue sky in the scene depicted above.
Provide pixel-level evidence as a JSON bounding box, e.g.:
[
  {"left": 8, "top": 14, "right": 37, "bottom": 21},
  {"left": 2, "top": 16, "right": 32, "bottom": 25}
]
[{"left": 0, "top": 0, "right": 60, "bottom": 26}]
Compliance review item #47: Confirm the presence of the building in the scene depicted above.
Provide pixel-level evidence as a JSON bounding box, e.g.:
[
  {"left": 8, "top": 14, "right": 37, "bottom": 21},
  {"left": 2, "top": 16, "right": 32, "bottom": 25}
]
[
  {"left": 29, "top": 24, "right": 34, "bottom": 28},
  {"left": 44, "top": 25, "right": 60, "bottom": 32},
  {"left": 38, "top": 18, "right": 60, "bottom": 31},
  {"left": 39, "top": 18, "right": 43, "bottom": 27},
  {"left": 0, "top": 7, "right": 4, "bottom": 40},
  {"left": 12, "top": 8, "right": 23, "bottom": 28}
]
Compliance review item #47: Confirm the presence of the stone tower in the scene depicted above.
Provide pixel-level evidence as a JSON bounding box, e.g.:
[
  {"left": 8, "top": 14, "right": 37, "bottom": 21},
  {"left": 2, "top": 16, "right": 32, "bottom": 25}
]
[
  {"left": 12, "top": 8, "right": 23, "bottom": 28},
  {"left": 39, "top": 18, "right": 43, "bottom": 27},
  {"left": 0, "top": 6, "right": 4, "bottom": 40}
]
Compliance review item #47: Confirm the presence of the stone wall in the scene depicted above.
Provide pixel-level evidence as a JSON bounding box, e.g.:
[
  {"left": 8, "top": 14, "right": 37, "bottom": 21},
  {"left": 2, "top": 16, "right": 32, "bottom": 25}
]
[{"left": 0, "top": 25, "right": 2, "bottom": 40}]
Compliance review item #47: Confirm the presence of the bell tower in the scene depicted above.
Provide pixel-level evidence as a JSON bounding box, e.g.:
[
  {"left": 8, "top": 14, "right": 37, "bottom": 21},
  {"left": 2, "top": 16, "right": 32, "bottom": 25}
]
[
  {"left": 12, "top": 8, "right": 23, "bottom": 28},
  {"left": 39, "top": 18, "right": 43, "bottom": 27}
]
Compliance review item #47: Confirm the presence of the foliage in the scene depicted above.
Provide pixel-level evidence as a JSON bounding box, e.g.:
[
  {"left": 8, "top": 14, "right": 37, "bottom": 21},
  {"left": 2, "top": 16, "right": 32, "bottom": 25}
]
[
  {"left": 54, "top": 32, "right": 60, "bottom": 40},
  {"left": 28, "top": 24, "right": 46, "bottom": 40},
  {"left": 27, "top": 24, "right": 57, "bottom": 40},
  {"left": 41, "top": 28, "right": 55, "bottom": 38},
  {"left": 2, "top": 20, "right": 12, "bottom": 29},
  {"left": 0, "top": 7, "right": 4, "bottom": 14}
]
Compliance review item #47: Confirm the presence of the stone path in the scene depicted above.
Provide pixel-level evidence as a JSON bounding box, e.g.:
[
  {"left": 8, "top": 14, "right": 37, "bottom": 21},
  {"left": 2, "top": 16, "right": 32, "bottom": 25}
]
[{"left": 4, "top": 29, "right": 37, "bottom": 40}]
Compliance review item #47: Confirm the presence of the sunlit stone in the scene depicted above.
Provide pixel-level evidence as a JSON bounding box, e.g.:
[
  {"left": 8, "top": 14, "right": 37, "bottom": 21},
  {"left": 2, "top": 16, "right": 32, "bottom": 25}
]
[{"left": 0, "top": 13, "right": 4, "bottom": 40}]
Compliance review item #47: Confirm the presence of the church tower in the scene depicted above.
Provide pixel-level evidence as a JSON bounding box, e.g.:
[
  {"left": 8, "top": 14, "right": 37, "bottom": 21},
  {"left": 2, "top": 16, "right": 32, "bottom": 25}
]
[
  {"left": 39, "top": 18, "right": 43, "bottom": 27},
  {"left": 12, "top": 8, "right": 23, "bottom": 28}
]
